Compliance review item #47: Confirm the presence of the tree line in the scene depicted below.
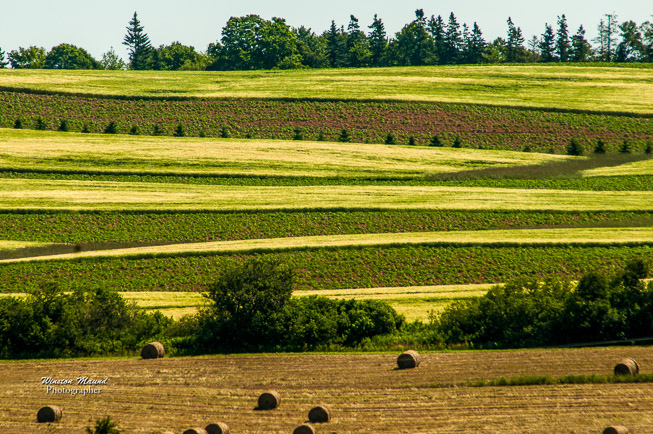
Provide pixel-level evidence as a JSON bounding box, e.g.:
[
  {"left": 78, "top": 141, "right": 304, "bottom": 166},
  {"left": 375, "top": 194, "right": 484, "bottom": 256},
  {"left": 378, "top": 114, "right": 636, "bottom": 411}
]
[{"left": 1, "top": 10, "right": 652, "bottom": 71}]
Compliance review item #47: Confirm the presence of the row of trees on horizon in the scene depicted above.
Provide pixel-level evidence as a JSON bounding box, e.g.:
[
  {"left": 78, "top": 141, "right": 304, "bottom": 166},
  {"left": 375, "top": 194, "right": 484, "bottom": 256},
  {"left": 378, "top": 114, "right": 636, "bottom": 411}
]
[{"left": 1, "top": 10, "right": 652, "bottom": 71}]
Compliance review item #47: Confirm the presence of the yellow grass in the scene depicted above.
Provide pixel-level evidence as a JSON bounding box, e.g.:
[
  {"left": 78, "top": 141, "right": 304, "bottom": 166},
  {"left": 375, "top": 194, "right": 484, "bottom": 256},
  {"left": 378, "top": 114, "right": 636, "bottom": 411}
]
[
  {"left": 583, "top": 157, "right": 653, "bottom": 177},
  {"left": 0, "top": 129, "right": 569, "bottom": 178},
  {"left": 0, "top": 240, "right": 51, "bottom": 250},
  {"left": 3, "top": 178, "right": 653, "bottom": 212},
  {"left": 1, "top": 65, "right": 652, "bottom": 113},
  {"left": 3, "top": 227, "right": 653, "bottom": 263}
]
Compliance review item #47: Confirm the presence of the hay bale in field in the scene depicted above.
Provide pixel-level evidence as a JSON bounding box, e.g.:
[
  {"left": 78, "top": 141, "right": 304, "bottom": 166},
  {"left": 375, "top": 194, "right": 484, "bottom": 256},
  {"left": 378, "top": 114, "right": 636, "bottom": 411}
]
[
  {"left": 308, "top": 404, "right": 331, "bottom": 423},
  {"left": 603, "top": 426, "right": 629, "bottom": 434},
  {"left": 205, "top": 422, "right": 230, "bottom": 434},
  {"left": 293, "top": 423, "right": 316, "bottom": 434},
  {"left": 397, "top": 350, "right": 420, "bottom": 369},
  {"left": 141, "top": 341, "right": 165, "bottom": 359},
  {"left": 36, "top": 405, "right": 62, "bottom": 423},
  {"left": 257, "top": 390, "right": 281, "bottom": 410},
  {"left": 183, "top": 428, "right": 208, "bottom": 434},
  {"left": 614, "top": 358, "right": 639, "bottom": 376}
]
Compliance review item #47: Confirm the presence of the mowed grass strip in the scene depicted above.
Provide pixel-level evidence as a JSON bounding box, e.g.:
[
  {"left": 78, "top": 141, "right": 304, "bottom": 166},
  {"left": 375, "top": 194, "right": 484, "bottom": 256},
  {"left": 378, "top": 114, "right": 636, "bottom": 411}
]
[
  {"left": 3, "top": 178, "right": 653, "bottom": 211},
  {"left": 0, "top": 129, "right": 568, "bottom": 179},
  {"left": 1, "top": 65, "right": 652, "bottom": 113},
  {"left": 0, "top": 240, "right": 53, "bottom": 250},
  {"left": 3, "top": 227, "right": 653, "bottom": 263},
  {"left": 583, "top": 158, "right": 653, "bottom": 177}
]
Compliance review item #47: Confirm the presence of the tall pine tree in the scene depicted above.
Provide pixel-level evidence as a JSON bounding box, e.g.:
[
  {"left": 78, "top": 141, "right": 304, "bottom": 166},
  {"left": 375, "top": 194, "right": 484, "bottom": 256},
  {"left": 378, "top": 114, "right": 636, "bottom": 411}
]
[
  {"left": 442, "top": 12, "right": 462, "bottom": 64},
  {"left": 325, "top": 21, "right": 347, "bottom": 67},
  {"left": 428, "top": 15, "right": 447, "bottom": 64},
  {"left": 463, "top": 22, "right": 486, "bottom": 64},
  {"left": 539, "top": 24, "right": 556, "bottom": 62},
  {"left": 570, "top": 25, "right": 592, "bottom": 62},
  {"left": 368, "top": 14, "right": 388, "bottom": 67},
  {"left": 0, "top": 47, "right": 7, "bottom": 68},
  {"left": 506, "top": 17, "right": 525, "bottom": 62},
  {"left": 123, "top": 12, "right": 152, "bottom": 70},
  {"left": 556, "top": 14, "right": 571, "bottom": 62}
]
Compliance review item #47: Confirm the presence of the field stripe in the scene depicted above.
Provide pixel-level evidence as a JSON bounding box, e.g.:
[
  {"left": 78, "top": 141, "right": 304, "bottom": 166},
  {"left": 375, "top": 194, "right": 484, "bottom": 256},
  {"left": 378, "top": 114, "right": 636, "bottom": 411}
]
[
  {"left": 3, "top": 178, "right": 653, "bottom": 211},
  {"left": 3, "top": 227, "right": 653, "bottom": 263}
]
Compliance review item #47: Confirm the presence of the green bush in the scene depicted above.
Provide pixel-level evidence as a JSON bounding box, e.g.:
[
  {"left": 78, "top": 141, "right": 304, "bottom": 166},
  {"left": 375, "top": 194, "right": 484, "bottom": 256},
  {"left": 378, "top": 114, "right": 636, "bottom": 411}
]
[{"left": 0, "top": 282, "right": 171, "bottom": 358}]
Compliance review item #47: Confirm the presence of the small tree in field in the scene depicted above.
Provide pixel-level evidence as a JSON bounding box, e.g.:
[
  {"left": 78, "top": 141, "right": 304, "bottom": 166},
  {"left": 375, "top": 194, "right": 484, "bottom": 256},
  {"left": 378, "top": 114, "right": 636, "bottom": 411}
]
[
  {"left": 337, "top": 128, "right": 351, "bottom": 142},
  {"left": 593, "top": 138, "right": 607, "bottom": 154},
  {"left": 619, "top": 140, "right": 631, "bottom": 154},
  {"left": 384, "top": 132, "right": 396, "bottom": 144},
  {"left": 429, "top": 135, "right": 443, "bottom": 147},
  {"left": 566, "top": 138, "right": 583, "bottom": 156},
  {"left": 198, "top": 258, "right": 294, "bottom": 351},
  {"left": 451, "top": 136, "right": 462, "bottom": 148}
]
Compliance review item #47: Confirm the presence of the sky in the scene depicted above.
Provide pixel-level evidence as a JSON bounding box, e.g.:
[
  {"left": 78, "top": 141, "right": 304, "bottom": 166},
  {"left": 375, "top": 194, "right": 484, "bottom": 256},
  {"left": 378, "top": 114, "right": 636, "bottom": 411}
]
[{"left": 0, "top": 0, "right": 651, "bottom": 60}]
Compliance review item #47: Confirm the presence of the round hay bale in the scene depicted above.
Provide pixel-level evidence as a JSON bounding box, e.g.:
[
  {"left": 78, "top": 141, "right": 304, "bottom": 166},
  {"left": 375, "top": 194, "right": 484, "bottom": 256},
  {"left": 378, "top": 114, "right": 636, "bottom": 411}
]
[
  {"left": 257, "top": 390, "right": 281, "bottom": 410},
  {"left": 183, "top": 428, "right": 208, "bottom": 434},
  {"left": 293, "top": 424, "right": 316, "bottom": 434},
  {"left": 37, "top": 405, "right": 62, "bottom": 423},
  {"left": 205, "top": 422, "right": 230, "bottom": 434},
  {"left": 141, "top": 341, "right": 165, "bottom": 359},
  {"left": 308, "top": 404, "right": 331, "bottom": 423},
  {"left": 397, "top": 350, "right": 420, "bottom": 369},
  {"left": 603, "top": 426, "right": 629, "bottom": 434},
  {"left": 614, "top": 358, "right": 639, "bottom": 376}
]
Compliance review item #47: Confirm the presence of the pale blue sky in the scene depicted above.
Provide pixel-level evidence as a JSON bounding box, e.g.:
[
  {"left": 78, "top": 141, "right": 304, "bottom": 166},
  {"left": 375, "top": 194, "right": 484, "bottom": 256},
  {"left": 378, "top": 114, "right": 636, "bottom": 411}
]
[{"left": 0, "top": 0, "right": 650, "bottom": 59}]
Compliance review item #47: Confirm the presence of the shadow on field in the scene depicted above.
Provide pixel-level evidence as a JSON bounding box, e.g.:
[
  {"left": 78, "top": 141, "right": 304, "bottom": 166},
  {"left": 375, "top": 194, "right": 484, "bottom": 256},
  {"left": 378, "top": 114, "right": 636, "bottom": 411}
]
[
  {"left": 0, "top": 241, "right": 173, "bottom": 261},
  {"left": 427, "top": 154, "right": 652, "bottom": 181}
]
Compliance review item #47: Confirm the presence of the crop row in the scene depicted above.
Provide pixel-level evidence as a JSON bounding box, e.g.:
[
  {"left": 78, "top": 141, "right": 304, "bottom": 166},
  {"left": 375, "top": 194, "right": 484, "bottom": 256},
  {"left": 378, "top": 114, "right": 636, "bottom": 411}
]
[
  {"left": 1, "top": 91, "right": 651, "bottom": 152},
  {"left": 0, "top": 210, "right": 649, "bottom": 244},
  {"left": 0, "top": 244, "right": 650, "bottom": 292},
  {"left": 2, "top": 170, "right": 653, "bottom": 191}
]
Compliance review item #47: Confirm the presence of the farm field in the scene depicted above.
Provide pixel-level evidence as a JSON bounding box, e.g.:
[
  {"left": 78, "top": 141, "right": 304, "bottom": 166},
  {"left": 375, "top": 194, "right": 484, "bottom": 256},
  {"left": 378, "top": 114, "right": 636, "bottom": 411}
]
[
  {"left": 1, "top": 65, "right": 652, "bottom": 113},
  {"left": 1, "top": 347, "right": 652, "bottom": 432},
  {"left": 3, "top": 227, "right": 653, "bottom": 263}
]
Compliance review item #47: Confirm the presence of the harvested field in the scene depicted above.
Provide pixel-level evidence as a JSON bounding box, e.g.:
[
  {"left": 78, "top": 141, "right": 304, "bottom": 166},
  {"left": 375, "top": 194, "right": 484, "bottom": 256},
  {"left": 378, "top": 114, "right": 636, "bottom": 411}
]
[
  {"left": 4, "top": 178, "right": 653, "bottom": 212},
  {"left": 1, "top": 347, "right": 652, "bottom": 432}
]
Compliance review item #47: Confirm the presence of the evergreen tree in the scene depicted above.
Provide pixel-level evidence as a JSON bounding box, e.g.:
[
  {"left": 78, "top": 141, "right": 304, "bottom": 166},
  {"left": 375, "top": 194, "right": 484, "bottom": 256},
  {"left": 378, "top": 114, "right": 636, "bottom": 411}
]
[
  {"left": 346, "top": 15, "right": 371, "bottom": 67},
  {"left": 294, "top": 26, "right": 328, "bottom": 68},
  {"left": 641, "top": 21, "right": 653, "bottom": 62},
  {"left": 428, "top": 15, "right": 447, "bottom": 64},
  {"left": 100, "top": 47, "right": 126, "bottom": 70},
  {"left": 442, "top": 12, "right": 462, "bottom": 64},
  {"left": 570, "top": 26, "right": 592, "bottom": 62},
  {"left": 462, "top": 22, "right": 486, "bottom": 64},
  {"left": 326, "top": 21, "right": 347, "bottom": 67},
  {"left": 539, "top": 24, "right": 556, "bottom": 62},
  {"left": 593, "top": 138, "right": 607, "bottom": 154},
  {"left": 594, "top": 14, "right": 618, "bottom": 62},
  {"left": 123, "top": 12, "right": 152, "bottom": 70},
  {"left": 506, "top": 17, "right": 526, "bottom": 62},
  {"left": 556, "top": 14, "right": 571, "bottom": 62},
  {"left": 615, "top": 21, "right": 644, "bottom": 62},
  {"left": 368, "top": 14, "right": 388, "bottom": 67},
  {"left": 566, "top": 138, "right": 584, "bottom": 156},
  {"left": 0, "top": 47, "right": 7, "bottom": 68},
  {"left": 388, "top": 9, "right": 437, "bottom": 66}
]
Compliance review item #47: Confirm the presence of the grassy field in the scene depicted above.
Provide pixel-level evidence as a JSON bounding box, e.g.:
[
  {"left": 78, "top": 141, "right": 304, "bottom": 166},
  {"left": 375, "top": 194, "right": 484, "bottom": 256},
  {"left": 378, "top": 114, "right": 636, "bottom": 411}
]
[
  {"left": 1, "top": 65, "right": 652, "bottom": 113},
  {"left": 1, "top": 347, "right": 651, "bottom": 432},
  {"left": 4, "top": 178, "right": 653, "bottom": 211},
  {"left": 0, "top": 128, "right": 568, "bottom": 178},
  {"left": 3, "top": 227, "right": 653, "bottom": 263}
]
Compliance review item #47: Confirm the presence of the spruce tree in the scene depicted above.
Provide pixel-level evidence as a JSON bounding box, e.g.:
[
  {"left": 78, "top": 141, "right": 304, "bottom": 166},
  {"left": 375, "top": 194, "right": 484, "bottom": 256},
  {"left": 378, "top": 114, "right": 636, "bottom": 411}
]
[
  {"left": 593, "top": 138, "right": 607, "bottom": 154},
  {"left": 443, "top": 12, "right": 462, "bottom": 64},
  {"left": 566, "top": 138, "right": 584, "bottom": 156},
  {"left": 428, "top": 15, "right": 447, "bottom": 64},
  {"left": 556, "top": 14, "right": 571, "bottom": 62},
  {"left": 571, "top": 26, "right": 592, "bottom": 62},
  {"left": 368, "top": 14, "right": 387, "bottom": 67},
  {"left": 539, "top": 24, "right": 556, "bottom": 62},
  {"left": 0, "top": 47, "right": 8, "bottom": 68},
  {"left": 123, "top": 12, "right": 152, "bottom": 70},
  {"left": 506, "top": 17, "right": 525, "bottom": 62},
  {"left": 326, "top": 21, "right": 346, "bottom": 68}
]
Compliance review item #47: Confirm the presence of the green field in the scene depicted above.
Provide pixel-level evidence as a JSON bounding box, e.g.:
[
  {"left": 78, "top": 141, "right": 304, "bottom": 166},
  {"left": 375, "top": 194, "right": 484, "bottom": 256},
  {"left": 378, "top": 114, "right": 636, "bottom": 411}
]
[
  {"left": 0, "top": 66, "right": 651, "bottom": 322},
  {"left": 2, "top": 65, "right": 652, "bottom": 113}
]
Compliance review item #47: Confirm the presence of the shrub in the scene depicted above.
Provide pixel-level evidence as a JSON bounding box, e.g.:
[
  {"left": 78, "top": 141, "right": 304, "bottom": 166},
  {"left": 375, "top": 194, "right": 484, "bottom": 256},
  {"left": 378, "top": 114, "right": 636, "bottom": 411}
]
[
  {"left": 645, "top": 141, "right": 652, "bottom": 155},
  {"left": 316, "top": 131, "right": 326, "bottom": 141},
  {"left": 451, "top": 136, "right": 462, "bottom": 148},
  {"left": 337, "top": 128, "right": 351, "bottom": 142},
  {"left": 152, "top": 124, "right": 163, "bottom": 136},
  {"left": 384, "top": 132, "right": 396, "bottom": 145},
  {"left": 593, "top": 138, "right": 607, "bottom": 154},
  {"left": 173, "top": 123, "right": 185, "bottom": 137},
  {"left": 129, "top": 125, "right": 139, "bottom": 135},
  {"left": 58, "top": 119, "right": 69, "bottom": 132},
  {"left": 13, "top": 118, "right": 22, "bottom": 129},
  {"left": 407, "top": 136, "right": 416, "bottom": 146},
  {"left": 293, "top": 127, "right": 303, "bottom": 140},
  {"left": 85, "top": 416, "right": 120, "bottom": 434},
  {"left": 429, "top": 135, "right": 443, "bottom": 147},
  {"left": 82, "top": 124, "right": 91, "bottom": 133},
  {"left": 619, "top": 140, "right": 632, "bottom": 154},
  {"left": 566, "top": 138, "right": 584, "bottom": 156},
  {"left": 220, "top": 126, "right": 230, "bottom": 138},
  {"left": 104, "top": 121, "right": 118, "bottom": 134},
  {"left": 35, "top": 117, "right": 46, "bottom": 130}
]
